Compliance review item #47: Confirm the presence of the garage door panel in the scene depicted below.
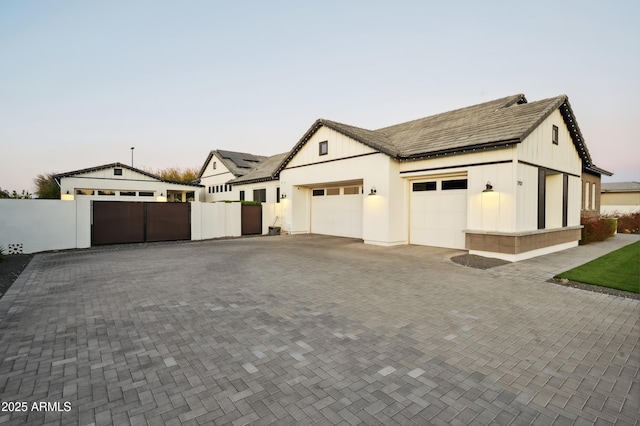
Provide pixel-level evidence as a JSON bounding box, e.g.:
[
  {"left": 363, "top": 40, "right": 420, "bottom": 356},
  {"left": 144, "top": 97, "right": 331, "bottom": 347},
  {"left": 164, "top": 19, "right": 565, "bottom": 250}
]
[
  {"left": 410, "top": 184, "right": 467, "bottom": 249},
  {"left": 311, "top": 191, "right": 362, "bottom": 239}
]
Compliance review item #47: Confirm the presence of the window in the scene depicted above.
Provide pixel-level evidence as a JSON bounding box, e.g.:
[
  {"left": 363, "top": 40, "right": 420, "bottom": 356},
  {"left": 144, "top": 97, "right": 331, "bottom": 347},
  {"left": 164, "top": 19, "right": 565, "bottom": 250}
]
[
  {"left": 312, "top": 189, "right": 325, "bottom": 196},
  {"left": 412, "top": 182, "right": 437, "bottom": 192},
  {"left": 253, "top": 189, "right": 267, "bottom": 203},
  {"left": 120, "top": 191, "right": 136, "bottom": 196},
  {"left": 76, "top": 189, "right": 94, "bottom": 195},
  {"left": 326, "top": 188, "right": 340, "bottom": 196},
  {"left": 343, "top": 186, "right": 359, "bottom": 195},
  {"left": 584, "top": 182, "right": 590, "bottom": 210},
  {"left": 276, "top": 187, "right": 280, "bottom": 203},
  {"left": 114, "top": 168, "right": 123, "bottom": 176},
  {"left": 442, "top": 179, "right": 468, "bottom": 190},
  {"left": 213, "top": 161, "right": 217, "bottom": 170},
  {"left": 552, "top": 125, "right": 559, "bottom": 145},
  {"left": 319, "top": 141, "right": 328, "bottom": 156},
  {"left": 98, "top": 190, "right": 115, "bottom": 196},
  {"left": 139, "top": 191, "right": 154, "bottom": 197},
  {"left": 239, "top": 190, "right": 245, "bottom": 201}
]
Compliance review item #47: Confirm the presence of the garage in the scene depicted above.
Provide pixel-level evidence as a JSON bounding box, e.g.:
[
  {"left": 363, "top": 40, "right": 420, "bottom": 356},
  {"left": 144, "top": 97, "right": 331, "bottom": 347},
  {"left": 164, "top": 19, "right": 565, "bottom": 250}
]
[
  {"left": 311, "top": 184, "right": 363, "bottom": 239},
  {"left": 410, "top": 177, "right": 468, "bottom": 249}
]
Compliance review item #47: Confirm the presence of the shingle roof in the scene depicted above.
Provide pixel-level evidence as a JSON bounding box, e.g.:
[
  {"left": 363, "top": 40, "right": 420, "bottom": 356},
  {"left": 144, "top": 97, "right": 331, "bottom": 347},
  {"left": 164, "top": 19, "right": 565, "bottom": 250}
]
[
  {"left": 601, "top": 182, "right": 640, "bottom": 192},
  {"left": 228, "top": 152, "right": 289, "bottom": 185},
  {"left": 53, "top": 162, "right": 203, "bottom": 187},
  {"left": 276, "top": 94, "right": 597, "bottom": 173},
  {"left": 197, "top": 150, "right": 268, "bottom": 179}
]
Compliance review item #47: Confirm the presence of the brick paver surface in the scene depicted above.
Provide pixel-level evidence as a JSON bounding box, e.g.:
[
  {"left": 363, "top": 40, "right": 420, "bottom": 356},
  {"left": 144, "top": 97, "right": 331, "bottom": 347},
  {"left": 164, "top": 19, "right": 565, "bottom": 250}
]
[{"left": 0, "top": 234, "right": 638, "bottom": 425}]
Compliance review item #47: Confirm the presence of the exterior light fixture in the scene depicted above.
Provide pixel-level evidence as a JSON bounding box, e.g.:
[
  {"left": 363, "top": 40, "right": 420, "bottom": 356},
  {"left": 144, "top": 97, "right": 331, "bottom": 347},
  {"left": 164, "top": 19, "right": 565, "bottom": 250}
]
[
  {"left": 369, "top": 187, "right": 377, "bottom": 196},
  {"left": 482, "top": 181, "right": 494, "bottom": 192}
]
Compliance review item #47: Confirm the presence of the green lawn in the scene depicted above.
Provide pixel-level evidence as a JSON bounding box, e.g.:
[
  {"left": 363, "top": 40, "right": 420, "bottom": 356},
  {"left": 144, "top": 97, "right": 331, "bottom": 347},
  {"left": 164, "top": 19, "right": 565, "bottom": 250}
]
[{"left": 555, "top": 241, "right": 640, "bottom": 293}]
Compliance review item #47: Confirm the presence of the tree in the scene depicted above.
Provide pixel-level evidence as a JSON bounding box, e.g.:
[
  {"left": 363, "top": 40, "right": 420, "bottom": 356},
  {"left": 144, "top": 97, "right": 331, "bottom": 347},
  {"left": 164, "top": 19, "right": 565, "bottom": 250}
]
[
  {"left": 0, "top": 187, "right": 10, "bottom": 198},
  {"left": 148, "top": 166, "right": 199, "bottom": 183},
  {"left": 34, "top": 173, "right": 60, "bottom": 199},
  {"left": 10, "top": 190, "right": 32, "bottom": 199}
]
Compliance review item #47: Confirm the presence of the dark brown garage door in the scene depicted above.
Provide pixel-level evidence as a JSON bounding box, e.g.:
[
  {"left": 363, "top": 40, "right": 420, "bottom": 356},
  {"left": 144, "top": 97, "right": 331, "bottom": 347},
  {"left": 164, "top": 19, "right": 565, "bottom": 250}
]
[
  {"left": 92, "top": 201, "right": 190, "bottom": 245},
  {"left": 241, "top": 204, "right": 262, "bottom": 235},
  {"left": 146, "top": 202, "right": 191, "bottom": 242}
]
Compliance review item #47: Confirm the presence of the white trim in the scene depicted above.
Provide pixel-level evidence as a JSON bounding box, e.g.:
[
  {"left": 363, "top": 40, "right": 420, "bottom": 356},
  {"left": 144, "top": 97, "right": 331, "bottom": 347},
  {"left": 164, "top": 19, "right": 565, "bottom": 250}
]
[{"left": 469, "top": 241, "right": 578, "bottom": 262}]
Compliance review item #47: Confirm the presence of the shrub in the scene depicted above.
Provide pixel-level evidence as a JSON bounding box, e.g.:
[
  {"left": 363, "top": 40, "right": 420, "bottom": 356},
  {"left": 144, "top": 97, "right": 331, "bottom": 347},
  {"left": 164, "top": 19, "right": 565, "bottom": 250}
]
[
  {"left": 615, "top": 211, "right": 640, "bottom": 234},
  {"left": 580, "top": 215, "right": 617, "bottom": 245}
]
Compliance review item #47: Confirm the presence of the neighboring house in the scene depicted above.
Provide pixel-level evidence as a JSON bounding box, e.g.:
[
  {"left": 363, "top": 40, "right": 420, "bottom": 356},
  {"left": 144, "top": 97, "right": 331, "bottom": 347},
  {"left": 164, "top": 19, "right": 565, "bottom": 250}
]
[
  {"left": 600, "top": 182, "right": 640, "bottom": 214},
  {"left": 228, "top": 152, "right": 289, "bottom": 203},
  {"left": 270, "top": 93, "right": 608, "bottom": 261},
  {"left": 197, "top": 150, "right": 267, "bottom": 202},
  {"left": 54, "top": 163, "right": 203, "bottom": 202}
]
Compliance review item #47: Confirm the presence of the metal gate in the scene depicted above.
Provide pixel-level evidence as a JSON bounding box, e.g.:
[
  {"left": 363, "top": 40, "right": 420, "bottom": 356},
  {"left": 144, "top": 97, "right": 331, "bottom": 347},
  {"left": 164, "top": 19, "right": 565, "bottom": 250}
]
[
  {"left": 92, "top": 201, "right": 190, "bottom": 245},
  {"left": 241, "top": 204, "right": 262, "bottom": 235}
]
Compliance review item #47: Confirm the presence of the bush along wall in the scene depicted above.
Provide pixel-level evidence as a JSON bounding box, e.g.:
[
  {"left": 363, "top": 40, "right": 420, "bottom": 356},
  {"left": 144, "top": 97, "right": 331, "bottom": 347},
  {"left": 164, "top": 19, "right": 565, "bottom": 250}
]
[
  {"left": 614, "top": 212, "right": 640, "bottom": 234},
  {"left": 580, "top": 215, "right": 617, "bottom": 245}
]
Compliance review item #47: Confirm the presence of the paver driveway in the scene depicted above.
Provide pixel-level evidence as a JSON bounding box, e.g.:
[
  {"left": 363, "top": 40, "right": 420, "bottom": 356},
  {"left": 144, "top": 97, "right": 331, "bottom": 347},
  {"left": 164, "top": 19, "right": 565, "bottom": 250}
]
[{"left": 0, "top": 235, "right": 638, "bottom": 425}]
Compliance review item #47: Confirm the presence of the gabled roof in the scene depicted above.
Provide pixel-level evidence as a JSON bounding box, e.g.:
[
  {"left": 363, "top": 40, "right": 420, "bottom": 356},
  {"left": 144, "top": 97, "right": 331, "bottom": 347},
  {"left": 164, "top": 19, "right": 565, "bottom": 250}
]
[
  {"left": 601, "top": 182, "right": 640, "bottom": 192},
  {"left": 53, "top": 162, "right": 203, "bottom": 187},
  {"left": 228, "top": 152, "right": 289, "bottom": 185},
  {"left": 197, "top": 149, "right": 268, "bottom": 179},
  {"left": 275, "top": 94, "right": 598, "bottom": 174}
]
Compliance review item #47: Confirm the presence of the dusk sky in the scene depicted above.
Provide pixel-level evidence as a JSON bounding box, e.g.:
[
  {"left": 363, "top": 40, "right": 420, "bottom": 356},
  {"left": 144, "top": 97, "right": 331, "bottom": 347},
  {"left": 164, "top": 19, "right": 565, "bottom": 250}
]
[{"left": 1, "top": 1, "right": 638, "bottom": 194}]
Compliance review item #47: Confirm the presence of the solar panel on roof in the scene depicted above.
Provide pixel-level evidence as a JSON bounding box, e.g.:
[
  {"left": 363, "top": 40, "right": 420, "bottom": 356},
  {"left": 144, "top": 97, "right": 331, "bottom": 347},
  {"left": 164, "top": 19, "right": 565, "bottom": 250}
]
[{"left": 217, "top": 150, "right": 262, "bottom": 168}]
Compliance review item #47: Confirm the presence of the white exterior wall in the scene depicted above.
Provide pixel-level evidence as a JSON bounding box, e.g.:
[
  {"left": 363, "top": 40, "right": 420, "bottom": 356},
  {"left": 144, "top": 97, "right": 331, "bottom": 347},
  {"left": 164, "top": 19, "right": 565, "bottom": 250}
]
[
  {"left": 234, "top": 181, "right": 281, "bottom": 203},
  {"left": 400, "top": 148, "right": 517, "bottom": 234},
  {"left": 0, "top": 199, "right": 91, "bottom": 254},
  {"left": 514, "top": 110, "right": 582, "bottom": 231},
  {"left": 286, "top": 127, "right": 377, "bottom": 167},
  {"left": 199, "top": 155, "right": 239, "bottom": 202},
  {"left": 262, "top": 203, "right": 284, "bottom": 234},
  {"left": 516, "top": 109, "right": 582, "bottom": 176},
  {"left": 516, "top": 163, "right": 541, "bottom": 231}
]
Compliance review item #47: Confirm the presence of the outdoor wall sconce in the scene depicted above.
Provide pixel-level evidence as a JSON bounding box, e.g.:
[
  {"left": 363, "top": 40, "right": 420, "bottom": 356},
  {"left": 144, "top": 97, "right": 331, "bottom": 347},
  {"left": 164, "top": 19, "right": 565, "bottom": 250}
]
[
  {"left": 482, "top": 181, "right": 494, "bottom": 192},
  {"left": 281, "top": 193, "right": 287, "bottom": 199},
  {"left": 369, "top": 187, "right": 377, "bottom": 195}
]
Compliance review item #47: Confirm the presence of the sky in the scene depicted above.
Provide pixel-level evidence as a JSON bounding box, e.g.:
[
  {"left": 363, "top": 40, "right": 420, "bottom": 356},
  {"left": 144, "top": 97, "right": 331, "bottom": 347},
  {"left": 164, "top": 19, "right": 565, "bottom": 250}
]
[{"left": 1, "top": 1, "right": 638, "bottom": 194}]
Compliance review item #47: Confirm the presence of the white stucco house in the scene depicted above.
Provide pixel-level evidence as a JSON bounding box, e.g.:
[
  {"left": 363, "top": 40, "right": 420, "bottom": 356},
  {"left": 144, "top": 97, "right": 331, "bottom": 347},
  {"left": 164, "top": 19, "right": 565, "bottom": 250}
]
[
  {"left": 197, "top": 150, "right": 267, "bottom": 202},
  {"left": 268, "top": 93, "right": 608, "bottom": 261},
  {"left": 54, "top": 163, "right": 203, "bottom": 202}
]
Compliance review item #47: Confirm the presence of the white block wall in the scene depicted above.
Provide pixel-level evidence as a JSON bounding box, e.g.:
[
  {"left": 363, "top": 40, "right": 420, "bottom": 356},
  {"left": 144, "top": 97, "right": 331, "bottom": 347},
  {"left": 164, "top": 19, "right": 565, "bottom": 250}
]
[{"left": 0, "top": 199, "right": 91, "bottom": 254}]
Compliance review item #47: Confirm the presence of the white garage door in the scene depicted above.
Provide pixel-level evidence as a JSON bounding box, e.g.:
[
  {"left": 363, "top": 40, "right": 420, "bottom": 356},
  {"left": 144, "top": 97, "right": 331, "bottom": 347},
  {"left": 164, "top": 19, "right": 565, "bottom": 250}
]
[
  {"left": 410, "top": 178, "right": 467, "bottom": 249},
  {"left": 311, "top": 186, "right": 363, "bottom": 239}
]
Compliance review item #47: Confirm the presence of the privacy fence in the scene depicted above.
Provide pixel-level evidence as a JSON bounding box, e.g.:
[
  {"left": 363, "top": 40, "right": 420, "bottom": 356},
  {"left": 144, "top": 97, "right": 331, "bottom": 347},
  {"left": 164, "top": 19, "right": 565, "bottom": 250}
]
[{"left": 0, "top": 200, "right": 283, "bottom": 254}]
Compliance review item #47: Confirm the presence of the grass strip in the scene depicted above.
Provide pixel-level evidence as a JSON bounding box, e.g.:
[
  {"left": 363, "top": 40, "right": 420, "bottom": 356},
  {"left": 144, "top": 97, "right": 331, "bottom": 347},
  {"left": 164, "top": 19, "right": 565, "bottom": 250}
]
[{"left": 555, "top": 241, "right": 639, "bottom": 293}]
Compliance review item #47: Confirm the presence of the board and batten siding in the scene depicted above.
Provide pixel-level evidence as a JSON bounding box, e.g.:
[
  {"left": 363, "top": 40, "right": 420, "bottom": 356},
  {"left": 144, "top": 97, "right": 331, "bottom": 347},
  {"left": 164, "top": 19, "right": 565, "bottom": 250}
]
[
  {"left": 516, "top": 109, "right": 581, "bottom": 176},
  {"left": 200, "top": 155, "right": 237, "bottom": 202},
  {"left": 286, "top": 126, "right": 377, "bottom": 168}
]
